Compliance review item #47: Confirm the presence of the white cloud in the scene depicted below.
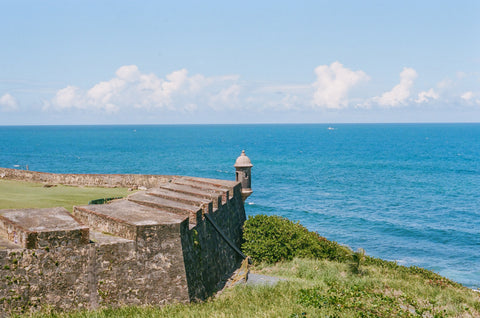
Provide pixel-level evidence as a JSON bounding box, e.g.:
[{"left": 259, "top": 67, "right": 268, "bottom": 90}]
[
  {"left": 460, "top": 91, "right": 480, "bottom": 106},
  {"left": 0, "top": 93, "right": 19, "bottom": 111},
  {"left": 312, "top": 62, "right": 369, "bottom": 109},
  {"left": 116, "top": 65, "right": 141, "bottom": 82},
  {"left": 461, "top": 91, "right": 473, "bottom": 101},
  {"left": 50, "top": 86, "right": 84, "bottom": 110},
  {"left": 373, "top": 67, "right": 417, "bottom": 107},
  {"left": 416, "top": 88, "right": 439, "bottom": 103},
  {"left": 208, "top": 84, "right": 241, "bottom": 110},
  {"left": 45, "top": 65, "right": 240, "bottom": 113}
]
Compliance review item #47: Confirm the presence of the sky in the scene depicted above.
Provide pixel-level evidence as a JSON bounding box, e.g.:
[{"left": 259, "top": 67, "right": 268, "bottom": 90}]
[{"left": 1, "top": 0, "right": 479, "bottom": 125}]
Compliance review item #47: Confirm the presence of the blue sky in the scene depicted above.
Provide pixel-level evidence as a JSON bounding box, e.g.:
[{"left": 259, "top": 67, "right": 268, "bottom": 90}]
[{"left": 1, "top": 1, "right": 479, "bottom": 125}]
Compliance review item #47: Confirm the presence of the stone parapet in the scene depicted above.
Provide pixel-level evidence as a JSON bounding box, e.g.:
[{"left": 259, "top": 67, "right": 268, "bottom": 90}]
[
  {"left": 0, "top": 167, "right": 175, "bottom": 188},
  {"left": 0, "top": 207, "right": 89, "bottom": 249}
]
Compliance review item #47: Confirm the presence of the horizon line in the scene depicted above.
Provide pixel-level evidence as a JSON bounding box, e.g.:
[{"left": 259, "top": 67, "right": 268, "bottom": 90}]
[{"left": 1, "top": 121, "right": 480, "bottom": 127}]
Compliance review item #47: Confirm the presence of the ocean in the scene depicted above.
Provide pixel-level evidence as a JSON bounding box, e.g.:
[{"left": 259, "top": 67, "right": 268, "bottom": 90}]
[{"left": 0, "top": 124, "right": 479, "bottom": 289}]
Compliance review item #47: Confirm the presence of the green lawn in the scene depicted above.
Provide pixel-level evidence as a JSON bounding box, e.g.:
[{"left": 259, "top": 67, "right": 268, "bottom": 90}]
[{"left": 0, "top": 179, "right": 131, "bottom": 212}]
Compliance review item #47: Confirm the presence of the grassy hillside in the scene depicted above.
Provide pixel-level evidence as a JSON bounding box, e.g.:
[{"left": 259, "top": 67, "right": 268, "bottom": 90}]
[
  {"left": 19, "top": 258, "right": 480, "bottom": 317},
  {"left": 0, "top": 179, "right": 131, "bottom": 212},
  {"left": 17, "top": 215, "right": 480, "bottom": 317}
]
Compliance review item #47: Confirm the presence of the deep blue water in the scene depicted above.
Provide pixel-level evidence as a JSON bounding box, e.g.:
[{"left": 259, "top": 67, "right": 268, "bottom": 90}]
[{"left": 1, "top": 124, "right": 479, "bottom": 289}]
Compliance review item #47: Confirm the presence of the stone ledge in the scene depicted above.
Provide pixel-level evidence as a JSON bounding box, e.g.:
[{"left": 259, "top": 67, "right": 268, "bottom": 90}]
[
  {"left": 157, "top": 183, "right": 225, "bottom": 207},
  {"left": 0, "top": 167, "right": 176, "bottom": 188},
  {"left": 147, "top": 187, "right": 212, "bottom": 209},
  {"left": 89, "top": 229, "right": 134, "bottom": 245},
  {"left": 0, "top": 236, "right": 21, "bottom": 250},
  {"left": 74, "top": 200, "right": 188, "bottom": 240},
  {"left": 0, "top": 207, "right": 89, "bottom": 249}
]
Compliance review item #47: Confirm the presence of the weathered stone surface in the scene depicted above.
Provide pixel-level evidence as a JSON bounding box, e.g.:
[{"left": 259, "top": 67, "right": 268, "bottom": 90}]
[
  {"left": 0, "top": 167, "right": 175, "bottom": 188},
  {"left": 147, "top": 188, "right": 212, "bottom": 212},
  {"left": 73, "top": 200, "right": 186, "bottom": 240},
  {"left": 0, "top": 244, "right": 91, "bottom": 315},
  {"left": 128, "top": 192, "right": 199, "bottom": 216},
  {"left": 0, "top": 171, "right": 245, "bottom": 316},
  {"left": 157, "top": 182, "right": 226, "bottom": 206},
  {"left": 127, "top": 192, "right": 201, "bottom": 227},
  {"left": 0, "top": 207, "right": 89, "bottom": 249},
  {"left": 174, "top": 178, "right": 232, "bottom": 200},
  {"left": 0, "top": 236, "right": 20, "bottom": 249},
  {"left": 181, "top": 183, "right": 246, "bottom": 299}
]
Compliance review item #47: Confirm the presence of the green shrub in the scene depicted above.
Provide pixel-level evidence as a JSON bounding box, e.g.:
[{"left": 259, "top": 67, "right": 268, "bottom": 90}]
[{"left": 242, "top": 214, "right": 350, "bottom": 264}]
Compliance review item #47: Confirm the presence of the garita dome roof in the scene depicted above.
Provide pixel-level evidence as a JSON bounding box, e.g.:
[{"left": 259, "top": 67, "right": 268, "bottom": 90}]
[{"left": 234, "top": 150, "right": 253, "bottom": 168}]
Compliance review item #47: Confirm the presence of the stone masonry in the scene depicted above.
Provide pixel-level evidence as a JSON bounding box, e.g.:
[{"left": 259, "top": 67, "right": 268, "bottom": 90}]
[{"left": 0, "top": 171, "right": 246, "bottom": 316}]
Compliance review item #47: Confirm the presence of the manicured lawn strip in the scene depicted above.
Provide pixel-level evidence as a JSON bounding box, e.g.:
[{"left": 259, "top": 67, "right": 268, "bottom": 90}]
[{"left": 0, "top": 179, "right": 131, "bottom": 212}]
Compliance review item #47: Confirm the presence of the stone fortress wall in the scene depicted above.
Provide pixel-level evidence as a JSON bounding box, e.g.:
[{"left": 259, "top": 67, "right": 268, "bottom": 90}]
[
  {"left": 0, "top": 167, "right": 175, "bottom": 188},
  {"left": 0, "top": 167, "right": 248, "bottom": 316}
]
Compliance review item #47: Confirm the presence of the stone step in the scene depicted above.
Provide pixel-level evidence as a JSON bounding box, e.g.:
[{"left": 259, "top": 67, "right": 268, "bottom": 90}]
[
  {"left": 89, "top": 230, "right": 134, "bottom": 245},
  {"left": 127, "top": 192, "right": 201, "bottom": 225},
  {"left": 147, "top": 188, "right": 212, "bottom": 213},
  {"left": 180, "top": 176, "right": 237, "bottom": 189},
  {"left": 157, "top": 183, "right": 225, "bottom": 206},
  {"left": 73, "top": 200, "right": 187, "bottom": 240},
  {"left": 174, "top": 178, "right": 232, "bottom": 197},
  {"left": 173, "top": 179, "right": 232, "bottom": 200},
  {"left": 0, "top": 207, "right": 89, "bottom": 249}
]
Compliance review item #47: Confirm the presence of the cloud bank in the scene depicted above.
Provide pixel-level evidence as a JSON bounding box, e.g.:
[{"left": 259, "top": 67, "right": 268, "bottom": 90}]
[
  {"left": 0, "top": 93, "right": 18, "bottom": 111},
  {"left": 41, "top": 63, "right": 479, "bottom": 120},
  {"left": 44, "top": 65, "right": 240, "bottom": 113}
]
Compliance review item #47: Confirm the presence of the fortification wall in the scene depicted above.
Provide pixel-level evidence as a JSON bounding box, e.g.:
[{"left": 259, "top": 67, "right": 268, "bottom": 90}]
[
  {"left": 1, "top": 243, "right": 92, "bottom": 313},
  {"left": 0, "top": 226, "right": 190, "bottom": 314},
  {"left": 0, "top": 167, "right": 175, "bottom": 188},
  {"left": 181, "top": 185, "right": 246, "bottom": 299},
  {"left": 0, "top": 171, "right": 246, "bottom": 316}
]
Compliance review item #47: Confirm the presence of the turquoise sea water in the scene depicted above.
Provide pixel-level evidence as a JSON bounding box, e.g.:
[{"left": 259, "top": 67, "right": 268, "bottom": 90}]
[{"left": 1, "top": 124, "right": 479, "bottom": 288}]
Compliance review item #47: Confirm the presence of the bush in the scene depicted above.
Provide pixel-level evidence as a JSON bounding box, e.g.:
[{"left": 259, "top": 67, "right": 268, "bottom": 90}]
[{"left": 242, "top": 214, "right": 350, "bottom": 264}]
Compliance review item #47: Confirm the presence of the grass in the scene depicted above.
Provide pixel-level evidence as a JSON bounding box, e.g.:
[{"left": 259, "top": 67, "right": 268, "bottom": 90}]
[
  {"left": 0, "top": 179, "right": 131, "bottom": 212},
  {"left": 18, "top": 258, "right": 480, "bottom": 318}
]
